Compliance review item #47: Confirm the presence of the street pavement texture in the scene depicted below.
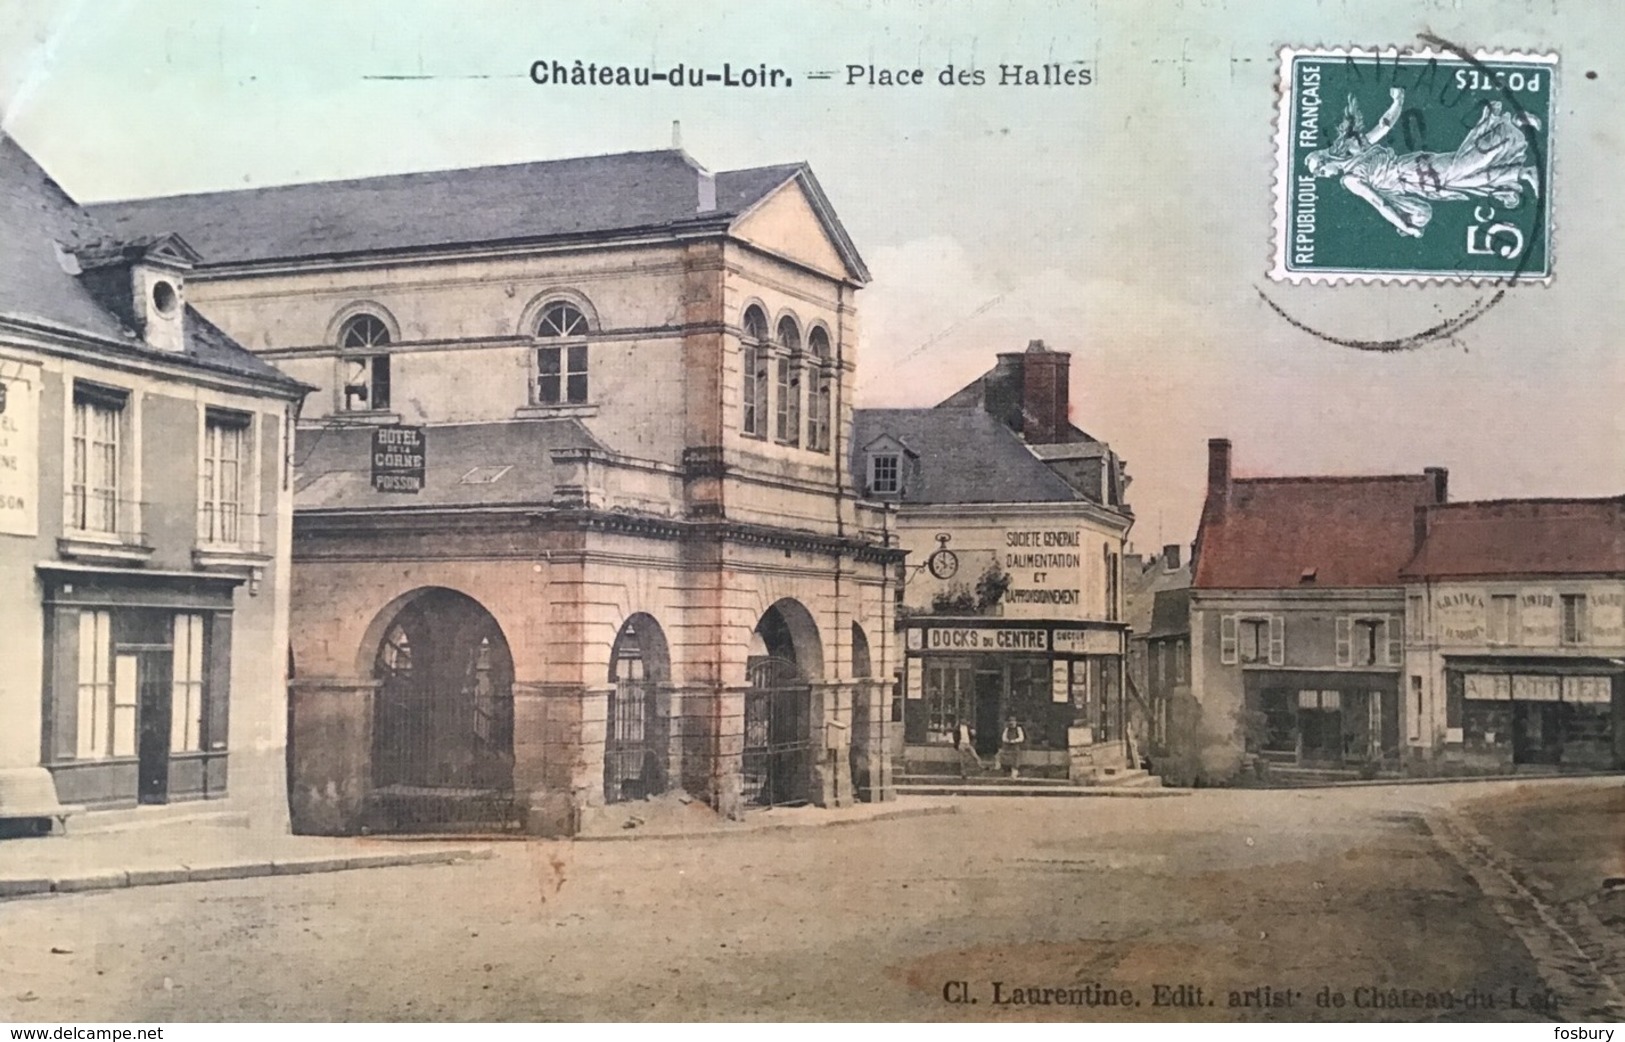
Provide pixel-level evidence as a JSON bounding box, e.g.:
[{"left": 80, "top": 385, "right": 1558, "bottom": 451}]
[{"left": 2, "top": 779, "right": 1621, "bottom": 1022}]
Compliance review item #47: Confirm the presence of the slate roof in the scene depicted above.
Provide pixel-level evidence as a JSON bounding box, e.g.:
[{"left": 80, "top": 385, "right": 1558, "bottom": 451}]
[
  {"left": 293, "top": 419, "right": 605, "bottom": 511},
  {"left": 850, "top": 408, "right": 1085, "bottom": 505},
  {"left": 1124, "top": 557, "right": 1191, "bottom": 636},
  {"left": 1193, "top": 474, "right": 1442, "bottom": 590},
  {"left": 0, "top": 133, "right": 305, "bottom": 391},
  {"left": 1402, "top": 497, "right": 1625, "bottom": 579},
  {"left": 1148, "top": 587, "right": 1192, "bottom": 639},
  {"left": 86, "top": 150, "right": 868, "bottom": 279}
]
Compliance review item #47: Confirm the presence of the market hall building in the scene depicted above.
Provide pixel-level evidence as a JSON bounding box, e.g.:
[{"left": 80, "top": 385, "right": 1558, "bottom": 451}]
[
  {"left": 92, "top": 147, "right": 904, "bottom": 835},
  {"left": 1402, "top": 496, "right": 1625, "bottom": 772},
  {"left": 0, "top": 135, "right": 307, "bottom": 829},
  {"left": 852, "top": 342, "right": 1136, "bottom": 783}
]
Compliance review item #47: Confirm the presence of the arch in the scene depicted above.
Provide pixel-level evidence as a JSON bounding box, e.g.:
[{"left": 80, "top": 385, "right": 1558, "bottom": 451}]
[
  {"left": 806, "top": 323, "right": 833, "bottom": 359},
  {"left": 361, "top": 587, "right": 515, "bottom": 794},
  {"left": 851, "top": 622, "right": 872, "bottom": 678},
  {"left": 604, "top": 613, "right": 671, "bottom": 803},
  {"left": 752, "top": 597, "right": 823, "bottom": 680},
  {"left": 775, "top": 312, "right": 803, "bottom": 353},
  {"left": 517, "top": 288, "right": 600, "bottom": 337},
  {"left": 326, "top": 301, "right": 401, "bottom": 346},
  {"left": 741, "top": 302, "right": 770, "bottom": 342}
]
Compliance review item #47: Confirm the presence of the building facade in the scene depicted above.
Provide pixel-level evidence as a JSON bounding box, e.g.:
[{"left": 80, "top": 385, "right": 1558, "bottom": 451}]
[
  {"left": 1124, "top": 544, "right": 1190, "bottom": 763},
  {"left": 92, "top": 149, "right": 903, "bottom": 834},
  {"left": 854, "top": 343, "right": 1134, "bottom": 781},
  {"left": 0, "top": 136, "right": 307, "bottom": 828},
  {"left": 1182, "top": 439, "right": 1447, "bottom": 784},
  {"left": 1402, "top": 497, "right": 1625, "bottom": 773}
]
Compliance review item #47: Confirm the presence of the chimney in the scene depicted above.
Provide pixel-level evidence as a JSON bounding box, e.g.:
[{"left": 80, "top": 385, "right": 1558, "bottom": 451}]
[
  {"left": 1207, "top": 438, "right": 1232, "bottom": 501},
  {"left": 1162, "top": 544, "right": 1182, "bottom": 570},
  {"left": 671, "top": 120, "right": 683, "bottom": 149},
  {"left": 1424, "top": 466, "right": 1449, "bottom": 504},
  {"left": 984, "top": 352, "right": 1026, "bottom": 434},
  {"left": 1413, "top": 503, "right": 1431, "bottom": 555},
  {"left": 1019, "top": 339, "right": 1071, "bottom": 444}
]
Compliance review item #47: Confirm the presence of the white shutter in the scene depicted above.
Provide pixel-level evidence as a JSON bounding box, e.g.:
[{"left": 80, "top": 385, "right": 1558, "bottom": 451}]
[
  {"left": 1386, "top": 615, "right": 1403, "bottom": 666},
  {"left": 1220, "top": 614, "right": 1238, "bottom": 665},
  {"left": 1335, "top": 616, "right": 1352, "bottom": 667},
  {"left": 1268, "top": 615, "right": 1285, "bottom": 665}
]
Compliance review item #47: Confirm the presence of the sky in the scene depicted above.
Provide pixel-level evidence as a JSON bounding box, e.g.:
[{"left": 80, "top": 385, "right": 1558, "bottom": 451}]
[{"left": 1, "top": 0, "right": 1620, "bottom": 550}]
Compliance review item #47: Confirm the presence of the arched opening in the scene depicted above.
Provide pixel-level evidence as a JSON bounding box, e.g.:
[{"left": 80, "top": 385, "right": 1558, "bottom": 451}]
[
  {"left": 368, "top": 588, "right": 515, "bottom": 817},
  {"left": 851, "top": 623, "right": 872, "bottom": 679},
  {"left": 743, "top": 599, "right": 821, "bottom": 807},
  {"left": 605, "top": 613, "right": 671, "bottom": 803},
  {"left": 850, "top": 622, "right": 874, "bottom": 801}
]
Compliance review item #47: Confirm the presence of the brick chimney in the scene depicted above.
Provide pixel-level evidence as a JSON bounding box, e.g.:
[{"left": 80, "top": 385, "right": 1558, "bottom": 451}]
[
  {"left": 1162, "top": 544, "right": 1182, "bottom": 570},
  {"left": 1424, "top": 466, "right": 1449, "bottom": 504},
  {"left": 1207, "top": 438, "right": 1232, "bottom": 501},
  {"left": 1413, "top": 503, "right": 1431, "bottom": 555},
  {"left": 1019, "top": 339, "right": 1070, "bottom": 444}
]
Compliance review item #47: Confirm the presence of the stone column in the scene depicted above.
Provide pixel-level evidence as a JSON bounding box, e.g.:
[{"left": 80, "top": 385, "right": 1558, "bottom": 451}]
[
  {"left": 286, "top": 677, "right": 376, "bottom": 836},
  {"left": 714, "top": 684, "right": 746, "bottom": 819},
  {"left": 851, "top": 678, "right": 895, "bottom": 802}
]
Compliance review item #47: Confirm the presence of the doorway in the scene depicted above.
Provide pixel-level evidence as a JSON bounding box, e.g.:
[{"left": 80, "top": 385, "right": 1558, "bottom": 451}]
[
  {"left": 1513, "top": 702, "right": 1563, "bottom": 765},
  {"left": 973, "top": 670, "right": 1002, "bottom": 758},
  {"left": 131, "top": 649, "right": 174, "bottom": 805}
]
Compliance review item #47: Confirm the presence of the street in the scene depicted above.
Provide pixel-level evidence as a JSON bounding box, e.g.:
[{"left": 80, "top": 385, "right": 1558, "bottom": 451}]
[{"left": 2, "top": 780, "right": 1620, "bottom": 1022}]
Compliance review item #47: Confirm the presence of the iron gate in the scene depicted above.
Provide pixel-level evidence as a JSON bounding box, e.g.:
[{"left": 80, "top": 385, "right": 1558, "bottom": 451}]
[
  {"left": 743, "top": 656, "right": 812, "bottom": 807},
  {"left": 605, "top": 667, "right": 664, "bottom": 802}
]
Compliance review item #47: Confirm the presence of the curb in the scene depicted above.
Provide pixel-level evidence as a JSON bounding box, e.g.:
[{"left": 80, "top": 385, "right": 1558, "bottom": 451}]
[
  {"left": 894, "top": 787, "right": 1188, "bottom": 799},
  {"left": 1243, "top": 771, "right": 1625, "bottom": 791},
  {"left": 0, "top": 846, "right": 492, "bottom": 901},
  {"left": 574, "top": 802, "right": 961, "bottom": 842}
]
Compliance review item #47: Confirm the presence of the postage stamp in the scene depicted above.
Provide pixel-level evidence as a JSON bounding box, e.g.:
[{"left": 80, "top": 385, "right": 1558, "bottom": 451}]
[{"left": 1271, "top": 46, "right": 1557, "bottom": 284}]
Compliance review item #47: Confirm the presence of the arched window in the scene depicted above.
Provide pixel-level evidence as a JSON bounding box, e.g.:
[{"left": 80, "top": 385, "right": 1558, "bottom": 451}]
[
  {"left": 741, "top": 305, "right": 770, "bottom": 437},
  {"left": 534, "top": 301, "right": 590, "bottom": 405},
  {"left": 775, "top": 317, "right": 801, "bottom": 446},
  {"left": 338, "top": 313, "right": 391, "bottom": 412},
  {"left": 807, "top": 326, "right": 833, "bottom": 453}
]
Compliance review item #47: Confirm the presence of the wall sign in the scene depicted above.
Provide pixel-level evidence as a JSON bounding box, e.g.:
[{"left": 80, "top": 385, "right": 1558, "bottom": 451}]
[
  {"left": 0, "top": 366, "right": 39, "bottom": 536},
  {"left": 924, "top": 627, "right": 1048, "bottom": 652},
  {"left": 372, "top": 425, "right": 425, "bottom": 493},
  {"left": 1052, "top": 628, "right": 1121, "bottom": 655}
]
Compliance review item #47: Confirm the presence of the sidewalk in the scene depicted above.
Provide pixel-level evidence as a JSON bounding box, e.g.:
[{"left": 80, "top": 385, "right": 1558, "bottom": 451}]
[
  {"left": 0, "top": 819, "right": 493, "bottom": 900},
  {"left": 575, "top": 793, "right": 961, "bottom": 841}
]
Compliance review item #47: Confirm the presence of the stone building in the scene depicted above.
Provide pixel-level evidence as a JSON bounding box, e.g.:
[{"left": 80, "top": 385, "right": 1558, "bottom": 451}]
[
  {"left": 1124, "top": 544, "right": 1190, "bottom": 762},
  {"left": 91, "top": 147, "right": 903, "bottom": 834},
  {"left": 1183, "top": 438, "right": 1447, "bottom": 784},
  {"left": 853, "top": 342, "right": 1135, "bottom": 783},
  {"left": 1402, "top": 497, "right": 1625, "bottom": 772},
  {"left": 0, "top": 135, "right": 307, "bottom": 828}
]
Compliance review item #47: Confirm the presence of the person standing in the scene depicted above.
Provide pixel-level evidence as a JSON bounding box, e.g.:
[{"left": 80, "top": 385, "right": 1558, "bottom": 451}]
[
  {"left": 997, "top": 715, "right": 1026, "bottom": 779},
  {"left": 950, "top": 715, "right": 982, "bottom": 778}
]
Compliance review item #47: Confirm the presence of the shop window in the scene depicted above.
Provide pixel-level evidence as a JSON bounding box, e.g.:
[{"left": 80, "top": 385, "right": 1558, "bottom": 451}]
[
  {"left": 1562, "top": 595, "right": 1588, "bottom": 645},
  {"left": 171, "top": 614, "right": 206, "bottom": 753},
  {"left": 75, "top": 610, "right": 133, "bottom": 759},
  {"left": 339, "top": 314, "right": 391, "bottom": 411},
  {"left": 923, "top": 663, "right": 972, "bottom": 743},
  {"left": 69, "top": 385, "right": 127, "bottom": 535},
  {"left": 741, "top": 306, "right": 770, "bottom": 437},
  {"left": 1298, "top": 689, "right": 1340, "bottom": 711},
  {"left": 200, "top": 410, "right": 251, "bottom": 546},
  {"left": 1488, "top": 595, "right": 1518, "bottom": 645},
  {"left": 806, "top": 327, "right": 832, "bottom": 453}
]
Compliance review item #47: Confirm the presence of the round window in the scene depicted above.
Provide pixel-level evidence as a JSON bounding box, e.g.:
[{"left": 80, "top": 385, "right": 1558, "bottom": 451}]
[{"left": 152, "top": 280, "right": 179, "bottom": 316}]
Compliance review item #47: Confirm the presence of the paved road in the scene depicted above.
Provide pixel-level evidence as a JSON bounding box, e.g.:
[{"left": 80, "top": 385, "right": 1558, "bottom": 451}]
[{"left": 1, "top": 781, "right": 1612, "bottom": 1022}]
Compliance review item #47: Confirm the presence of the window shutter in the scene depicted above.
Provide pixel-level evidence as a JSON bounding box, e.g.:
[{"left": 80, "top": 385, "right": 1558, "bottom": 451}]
[
  {"left": 204, "top": 613, "right": 232, "bottom": 753},
  {"left": 1335, "top": 616, "right": 1352, "bottom": 667},
  {"left": 1268, "top": 615, "right": 1285, "bottom": 665},
  {"left": 1219, "top": 614, "right": 1238, "bottom": 665},
  {"left": 1386, "top": 615, "right": 1403, "bottom": 666}
]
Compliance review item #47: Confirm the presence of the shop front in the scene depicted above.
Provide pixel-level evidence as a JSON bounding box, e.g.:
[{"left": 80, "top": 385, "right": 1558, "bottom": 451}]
[
  {"left": 899, "top": 619, "right": 1126, "bottom": 776},
  {"left": 1243, "top": 670, "right": 1402, "bottom": 767},
  {"left": 1443, "top": 658, "right": 1623, "bottom": 771}
]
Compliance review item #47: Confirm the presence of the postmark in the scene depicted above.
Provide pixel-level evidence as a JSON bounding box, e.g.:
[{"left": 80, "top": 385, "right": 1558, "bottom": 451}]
[{"left": 1271, "top": 45, "right": 1556, "bottom": 284}]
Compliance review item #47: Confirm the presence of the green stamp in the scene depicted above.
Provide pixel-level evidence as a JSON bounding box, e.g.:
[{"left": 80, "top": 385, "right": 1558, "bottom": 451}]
[{"left": 1272, "top": 46, "right": 1556, "bottom": 283}]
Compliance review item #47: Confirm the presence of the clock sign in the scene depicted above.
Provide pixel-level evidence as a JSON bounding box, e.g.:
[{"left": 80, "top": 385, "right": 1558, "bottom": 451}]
[{"left": 925, "top": 533, "right": 958, "bottom": 580}]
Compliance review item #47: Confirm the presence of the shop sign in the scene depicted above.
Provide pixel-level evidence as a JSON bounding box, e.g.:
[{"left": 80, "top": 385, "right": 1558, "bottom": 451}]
[
  {"left": 925, "top": 627, "right": 1049, "bottom": 652},
  {"left": 1591, "top": 590, "right": 1625, "bottom": 643},
  {"left": 1433, "top": 590, "right": 1485, "bottom": 643},
  {"left": 1519, "top": 589, "right": 1560, "bottom": 644},
  {"left": 0, "top": 367, "right": 38, "bottom": 536},
  {"left": 1052, "top": 628, "right": 1120, "bottom": 655},
  {"left": 372, "top": 425, "right": 425, "bottom": 493}
]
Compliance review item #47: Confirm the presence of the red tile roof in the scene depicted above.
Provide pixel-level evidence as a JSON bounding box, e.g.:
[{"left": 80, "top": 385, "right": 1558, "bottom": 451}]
[
  {"left": 1193, "top": 475, "right": 1440, "bottom": 590},
  {"left": 1402, "top": 498, "right": 1625, "bottom": 579}
]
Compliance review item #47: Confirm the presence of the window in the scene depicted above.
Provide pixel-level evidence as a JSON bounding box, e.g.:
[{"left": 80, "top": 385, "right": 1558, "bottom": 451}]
[
  {"left": 775, "top": 317, "right": 801, "bottom": 445},
  {"left": 1174, "top": 639, "right": 1187, "bottom": 684},
  {"left": 869, "top": 453, "right": 900, "bottom": 495},
  {"left": 1353, "top": 619, "right": 1384, "bottom": 666},
  {"left": 534, "top": 302, "right": 590, "bottom": 405},
  {"left": 923, "top": 663, "right": 972, "bottom": 743},
  {"left": 1239, "top": 618, "right": 1268, "bottom": 663},
  {"left": 741, "top": 306, "right": 770, "bottom": 437},
  {"left": 1488, "top": 594, "right": 1517, "bottom": 645},
  {"left": 339, "top": 314, "right": 391, "bottom": 411},
  {"left": 1562, "top": 594, "right": 1588, "bottom": 645},
  {"left": 70, "top": 389, "right": 124, "bottom": 534},
  {"left": 75, "top": 610, "right": 132, "bottom": 759},
  {"left": 171, "top": 614, "right": 206, "bottom": 753},
  {"left": 1298, "top": 689, "right": 1341, "bottom": 711},
  {"left": 200, "top": 411, "right": 250, "bottom": 545},
  {"left": 806, "top": 327, "right": 832, "bottom": 452},
  {"left": 1409, "top": 676, "right": 1423, "bottom": 742},
  {"left": 1407, "top": 595, "right": 1424, "bottom": 641},
  {"left": 1104, "top": 549, "right": 1120, "bottom": 621}
]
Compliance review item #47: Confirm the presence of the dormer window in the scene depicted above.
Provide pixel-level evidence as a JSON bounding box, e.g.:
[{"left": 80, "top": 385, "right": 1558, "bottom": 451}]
[
  {"left": 339, "top": 313, "right": 392, "bottom": 412},
  {"left": 534, "top": 301, "right": 590, "bottom": 405},
  {"left": 869, "top": 452, "right": 900, "bottom": 495}
]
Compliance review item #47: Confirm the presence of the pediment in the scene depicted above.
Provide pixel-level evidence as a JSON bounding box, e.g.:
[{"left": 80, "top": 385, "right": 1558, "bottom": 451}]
[{"left": 732, "top": 176, "right": 866, "bottom": 283}]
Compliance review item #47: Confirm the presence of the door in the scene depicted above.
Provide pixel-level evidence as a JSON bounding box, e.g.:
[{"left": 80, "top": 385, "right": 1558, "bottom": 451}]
[
  {"left": 973, "top": 670, "right": 1002, "bottom": 758},
  {"left": 133, "top": 649, "right": 173, "bottom": 805},
  {"left": 1513, "top": 702, "right": 1563, "bottom": 765}
]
